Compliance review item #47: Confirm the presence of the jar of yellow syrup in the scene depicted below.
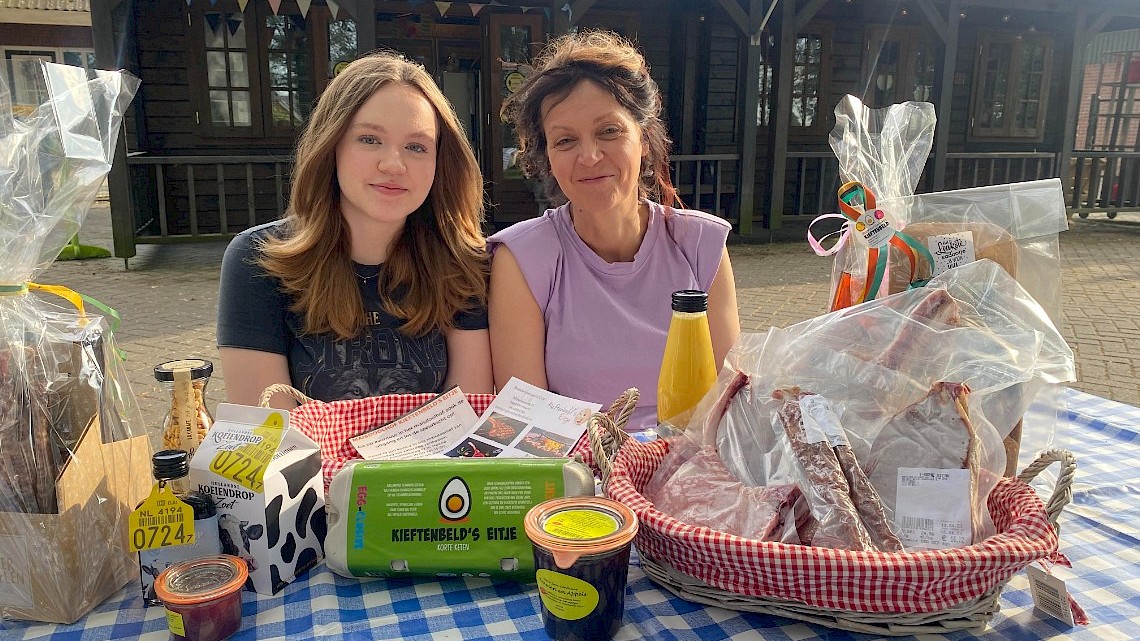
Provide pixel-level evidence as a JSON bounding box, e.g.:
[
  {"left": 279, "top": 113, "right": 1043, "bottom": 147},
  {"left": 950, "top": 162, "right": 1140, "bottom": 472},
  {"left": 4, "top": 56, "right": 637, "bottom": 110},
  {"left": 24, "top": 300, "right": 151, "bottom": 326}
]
[{"left": 656, "top": 290, "right": 717, "bottom": 429}]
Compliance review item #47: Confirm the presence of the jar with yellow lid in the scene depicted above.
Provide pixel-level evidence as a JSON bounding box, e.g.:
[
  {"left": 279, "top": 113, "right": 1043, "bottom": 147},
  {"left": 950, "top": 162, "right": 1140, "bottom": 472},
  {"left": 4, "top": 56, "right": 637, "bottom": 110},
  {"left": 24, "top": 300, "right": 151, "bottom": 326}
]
[{"left": 524, "top": 497, "right": 639, "bottom": 641}]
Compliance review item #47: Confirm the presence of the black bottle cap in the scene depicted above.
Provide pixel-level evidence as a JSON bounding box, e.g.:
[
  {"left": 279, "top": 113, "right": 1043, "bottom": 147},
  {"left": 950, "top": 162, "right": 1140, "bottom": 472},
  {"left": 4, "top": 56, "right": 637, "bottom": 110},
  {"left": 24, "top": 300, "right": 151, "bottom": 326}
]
[
  {"left": 152, "top": 449, "right": 190, "bottom": 480},
  {"left": 671, "top": 290, "right": 708, "bottom": 313},
  {"left": 154, "top": 359, "right": 213, "bottom": 382}
]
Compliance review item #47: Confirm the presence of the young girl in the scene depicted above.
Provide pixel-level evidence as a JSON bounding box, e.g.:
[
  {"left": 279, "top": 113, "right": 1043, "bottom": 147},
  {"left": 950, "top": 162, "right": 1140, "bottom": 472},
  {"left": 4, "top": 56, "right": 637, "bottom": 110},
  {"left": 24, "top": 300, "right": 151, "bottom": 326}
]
[{"left": 218, "top": 52, "right": 492, "bottom": 406}]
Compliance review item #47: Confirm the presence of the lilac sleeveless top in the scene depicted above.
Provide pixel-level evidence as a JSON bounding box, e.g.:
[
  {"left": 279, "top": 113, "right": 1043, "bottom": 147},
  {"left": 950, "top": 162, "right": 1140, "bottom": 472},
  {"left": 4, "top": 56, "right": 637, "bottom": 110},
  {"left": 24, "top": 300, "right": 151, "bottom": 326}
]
[{"left": 488, "top": 201, "right": 730, "bottom": 431}]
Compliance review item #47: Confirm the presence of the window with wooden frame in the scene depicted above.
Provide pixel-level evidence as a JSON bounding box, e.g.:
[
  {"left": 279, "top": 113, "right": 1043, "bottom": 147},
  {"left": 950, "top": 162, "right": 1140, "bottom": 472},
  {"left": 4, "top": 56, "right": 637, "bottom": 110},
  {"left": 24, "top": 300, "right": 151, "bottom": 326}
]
[
  {"left": 189, "top": 0, "right": 330, "bottom": 140},
  {"left": 791, "top": 30, "right": 828, "bottom": 129},
  {"left": 755, "top": 34, "right": 775, "bottom": 127},
  {"left": 970, "top": 31, "right": 1054, "bottom": 140},
  {"left": 861, "top": 25, "right": 938, "bottom": 107}
]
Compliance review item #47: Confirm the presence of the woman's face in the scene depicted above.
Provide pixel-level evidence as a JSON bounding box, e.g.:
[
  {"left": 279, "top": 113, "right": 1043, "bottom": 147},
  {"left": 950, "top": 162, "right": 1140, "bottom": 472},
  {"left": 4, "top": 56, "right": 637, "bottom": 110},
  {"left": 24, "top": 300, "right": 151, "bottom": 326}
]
[
  {"left": 335, "top": 82, "right": 439, "bottom": 239},
  {"left": 541, "top": 80, "right": 646, "bottom": 216}
]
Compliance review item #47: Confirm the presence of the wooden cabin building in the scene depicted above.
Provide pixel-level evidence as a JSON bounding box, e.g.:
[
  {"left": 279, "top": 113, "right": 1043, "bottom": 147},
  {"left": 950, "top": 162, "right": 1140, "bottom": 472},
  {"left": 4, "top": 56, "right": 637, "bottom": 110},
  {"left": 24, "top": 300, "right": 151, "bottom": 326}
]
[{"left": 89, "top": 0, "right": 1140, "bottom": 259}]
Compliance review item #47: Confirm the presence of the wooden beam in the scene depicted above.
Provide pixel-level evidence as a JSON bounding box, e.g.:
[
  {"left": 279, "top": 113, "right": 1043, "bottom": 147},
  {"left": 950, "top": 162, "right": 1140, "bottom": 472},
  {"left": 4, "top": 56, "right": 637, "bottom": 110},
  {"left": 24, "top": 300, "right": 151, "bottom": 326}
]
[
  {"left": 551, "top": 0, "right": 570, "bottom": 34},
  {"left": 914, "top": 0, "right": 948, "bottom": 43},
  {"left": 737, "top": 32, "right": 762, "bottom": 235},
  {"left": 755, "top": 0, "right": 779, "bottom": 34},
  {"left": 355, "top": 0, "right": 375, "bottom": 56},
  {"left": 794, "top": 0, "right": 828, "bottom": 33},
  {"left": 1059, "top": 7, "right": 1095, "bottom": 201},
  {"left": 91, "top": 0, "right": 136, "bottom": 260},
  {"left": 767, "top": 0, "right": 795, "bottom": 231},
  {"left": 931, "top": 0, "right": 961, "bottom": 191},
  {"left": 714, "top": 0, "right": 750, "bottom": 37},
  {"left": 1084, "top": 11, "right": 1115, "bottom": 43}
]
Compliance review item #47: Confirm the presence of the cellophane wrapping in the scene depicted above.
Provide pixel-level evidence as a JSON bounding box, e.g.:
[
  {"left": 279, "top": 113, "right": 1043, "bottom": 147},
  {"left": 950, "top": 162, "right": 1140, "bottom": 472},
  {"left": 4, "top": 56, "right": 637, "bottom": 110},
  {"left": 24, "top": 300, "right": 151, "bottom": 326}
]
[
  {"left": 651, "top": 260, "right": 1074, "bottom": 552},
  {"left": 824, "top": 95, "right": 935, "bottom": 310},
  {"left": 0, "top": 62, "right": 148, "bottom": 625},
  {"left": 825, "top": 96, "right": 1068, "bottom": 326}
]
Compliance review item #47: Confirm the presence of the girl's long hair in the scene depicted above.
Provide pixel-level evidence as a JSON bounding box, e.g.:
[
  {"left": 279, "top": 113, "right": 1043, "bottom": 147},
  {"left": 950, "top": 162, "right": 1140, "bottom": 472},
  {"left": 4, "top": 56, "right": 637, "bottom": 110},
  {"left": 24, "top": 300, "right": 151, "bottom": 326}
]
[{"left": 259, "top": 51, "right": 487, "bottom": 339}]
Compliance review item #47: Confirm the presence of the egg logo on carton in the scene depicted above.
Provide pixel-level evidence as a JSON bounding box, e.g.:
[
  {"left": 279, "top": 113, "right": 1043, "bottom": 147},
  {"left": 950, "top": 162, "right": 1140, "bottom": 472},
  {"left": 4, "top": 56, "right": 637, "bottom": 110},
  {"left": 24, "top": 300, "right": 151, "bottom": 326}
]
[{"left": 439, "top": 477, "right": 472, "bottom": 521}]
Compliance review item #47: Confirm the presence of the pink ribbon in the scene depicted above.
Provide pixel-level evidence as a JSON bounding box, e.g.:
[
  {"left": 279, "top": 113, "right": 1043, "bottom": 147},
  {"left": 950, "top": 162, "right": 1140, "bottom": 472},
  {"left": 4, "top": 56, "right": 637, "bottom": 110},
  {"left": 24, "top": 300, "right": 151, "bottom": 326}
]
[{"left": 806, "top": 213, "right": 853, "bottom": 256}]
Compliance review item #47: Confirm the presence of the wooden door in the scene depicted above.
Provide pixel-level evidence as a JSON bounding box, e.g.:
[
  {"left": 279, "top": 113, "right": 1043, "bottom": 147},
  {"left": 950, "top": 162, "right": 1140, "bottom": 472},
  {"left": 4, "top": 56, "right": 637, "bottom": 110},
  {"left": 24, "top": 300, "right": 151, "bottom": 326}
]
[{"left": 484, "top": 12, "right": 544, "bottom": 228}]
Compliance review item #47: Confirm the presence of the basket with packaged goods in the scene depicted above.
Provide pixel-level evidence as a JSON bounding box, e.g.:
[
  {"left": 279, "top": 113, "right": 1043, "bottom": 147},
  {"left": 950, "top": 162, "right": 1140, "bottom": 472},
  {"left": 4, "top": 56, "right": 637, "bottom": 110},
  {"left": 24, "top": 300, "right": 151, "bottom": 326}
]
[{"left": 582, "top": 261, "right": 1085, "bottom": 635}]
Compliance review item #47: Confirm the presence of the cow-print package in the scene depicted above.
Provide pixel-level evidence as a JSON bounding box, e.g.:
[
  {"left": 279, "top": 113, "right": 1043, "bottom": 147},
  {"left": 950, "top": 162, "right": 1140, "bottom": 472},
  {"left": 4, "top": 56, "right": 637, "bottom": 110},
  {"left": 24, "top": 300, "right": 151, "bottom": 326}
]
[
  {"left": 1, "top": 64, "right": 148, "bottom": 623},
  {"left": 653, "top": 260, "right": 1073, "bottom": 553}
]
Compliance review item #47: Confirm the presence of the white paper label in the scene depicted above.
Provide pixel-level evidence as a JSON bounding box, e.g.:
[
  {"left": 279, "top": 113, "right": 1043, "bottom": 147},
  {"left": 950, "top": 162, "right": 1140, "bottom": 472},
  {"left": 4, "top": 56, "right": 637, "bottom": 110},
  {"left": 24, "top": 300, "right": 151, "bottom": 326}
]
[
  {"left": 856, "top": 208, "right": 896, "bottom": 248},
  {"left": 893, "top": 467, "right": 972, "bottom": 549},
  {"left": 799, "top": 395, "right": 849, "bottom": 448},
  {"left": 0, "top": 534, "right": 32, "bottom": 608},
  {"left": 927, "top": 231, "right": 976, "bottom": 277},
  {"left": 351, "top": 387, "right": 479, "bottom": 460},
  {"left": 1027, "top": 565, "right": 1076, "bottom": 626}
]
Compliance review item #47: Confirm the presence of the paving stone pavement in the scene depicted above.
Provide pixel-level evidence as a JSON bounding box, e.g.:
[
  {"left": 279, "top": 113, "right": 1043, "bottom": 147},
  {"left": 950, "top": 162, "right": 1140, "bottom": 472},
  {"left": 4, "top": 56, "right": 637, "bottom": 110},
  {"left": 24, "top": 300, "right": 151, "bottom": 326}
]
[{"left": 37, "top": 203, "right": 1140, "bottom": 430}]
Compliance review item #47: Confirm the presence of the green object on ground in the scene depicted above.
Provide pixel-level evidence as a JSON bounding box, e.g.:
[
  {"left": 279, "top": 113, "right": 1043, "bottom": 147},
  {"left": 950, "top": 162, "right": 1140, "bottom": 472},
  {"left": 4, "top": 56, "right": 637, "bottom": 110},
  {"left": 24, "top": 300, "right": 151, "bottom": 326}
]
[{"left": 56, "top": 234, "right": 111, "bottom": 260}]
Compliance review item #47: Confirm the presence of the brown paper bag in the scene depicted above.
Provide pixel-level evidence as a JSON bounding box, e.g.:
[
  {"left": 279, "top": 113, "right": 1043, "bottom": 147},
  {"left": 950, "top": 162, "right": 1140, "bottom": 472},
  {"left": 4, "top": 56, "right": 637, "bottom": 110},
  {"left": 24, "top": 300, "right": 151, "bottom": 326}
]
[{"left": 0, "top": 417, "right": 150, "bottom": 624}]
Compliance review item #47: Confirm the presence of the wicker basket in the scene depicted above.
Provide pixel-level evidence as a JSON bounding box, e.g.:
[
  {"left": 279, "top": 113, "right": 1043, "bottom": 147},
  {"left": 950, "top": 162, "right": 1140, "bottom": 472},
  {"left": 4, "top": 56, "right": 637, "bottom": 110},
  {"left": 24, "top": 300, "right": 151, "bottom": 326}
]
[
  {"left": 258, "top": 384, "right": 641, "bottom": 493},
  {"left": 586, "top": 410, "right": 1075, "bottom": 637}
]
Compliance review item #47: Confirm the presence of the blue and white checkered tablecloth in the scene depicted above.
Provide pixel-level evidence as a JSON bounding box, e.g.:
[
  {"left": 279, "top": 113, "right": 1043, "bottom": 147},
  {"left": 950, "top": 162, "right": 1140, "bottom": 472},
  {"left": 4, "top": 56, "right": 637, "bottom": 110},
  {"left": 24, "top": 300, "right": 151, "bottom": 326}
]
[{"left": 3, "top": 388, "right": 1138, "bottom": 641}]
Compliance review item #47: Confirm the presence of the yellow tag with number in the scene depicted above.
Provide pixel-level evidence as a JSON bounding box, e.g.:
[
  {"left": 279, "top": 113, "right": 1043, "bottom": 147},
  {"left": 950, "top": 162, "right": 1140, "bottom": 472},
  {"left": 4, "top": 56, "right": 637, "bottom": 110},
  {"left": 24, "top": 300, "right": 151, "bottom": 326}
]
[
  {"left": 208, "top": 411, "right": 286, "bottom": 493},
  {"left": 128, "top": 483, "right": 196, "bottom": 553}
]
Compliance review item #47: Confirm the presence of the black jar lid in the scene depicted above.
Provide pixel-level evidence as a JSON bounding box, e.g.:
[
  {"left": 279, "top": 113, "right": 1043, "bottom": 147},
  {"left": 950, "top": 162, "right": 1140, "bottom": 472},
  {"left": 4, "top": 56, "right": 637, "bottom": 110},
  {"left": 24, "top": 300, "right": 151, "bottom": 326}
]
[
  {"left": 152, "top": 449, "right": 190, "bottom": 480},
  {"left": 154, "top": 359, "right": 213, "bottom": 381},
  {"left": 671, "top": 290, "right": 708, "bottom": 313}
]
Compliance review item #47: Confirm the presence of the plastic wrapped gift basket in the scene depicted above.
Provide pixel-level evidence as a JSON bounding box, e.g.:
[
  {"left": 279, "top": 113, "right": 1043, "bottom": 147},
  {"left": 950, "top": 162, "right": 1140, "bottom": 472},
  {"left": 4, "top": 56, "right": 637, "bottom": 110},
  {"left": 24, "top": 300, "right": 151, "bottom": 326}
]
[
  {"left": 582, "top": 262, "right": 1082, "bottom": 636},
  {"left": 589, "top": 422, "right": 1074, "bottom": 636}
]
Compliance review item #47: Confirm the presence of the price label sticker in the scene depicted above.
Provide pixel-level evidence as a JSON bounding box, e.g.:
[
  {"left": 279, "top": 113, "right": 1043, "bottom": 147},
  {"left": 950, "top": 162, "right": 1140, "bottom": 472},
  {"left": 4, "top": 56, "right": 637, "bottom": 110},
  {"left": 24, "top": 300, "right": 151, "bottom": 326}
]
[
  {"left": 208, "top": 411, "right": 286, "bottom": 493},
  {"left": 128, "top": 483, "right": 196, "bottom": 552}
]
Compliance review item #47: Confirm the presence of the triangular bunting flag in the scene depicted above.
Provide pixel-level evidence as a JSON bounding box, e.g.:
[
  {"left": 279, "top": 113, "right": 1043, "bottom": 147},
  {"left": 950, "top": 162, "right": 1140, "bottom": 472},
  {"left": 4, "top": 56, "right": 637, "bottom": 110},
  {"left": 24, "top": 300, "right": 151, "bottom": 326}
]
[
  {"left": 205, "top": 12, "right": 222, "bottom": 36},
  {"left": 435, "top": 1, "right": 452, "bottom": 15},
  {"left": 521, "top": 5, "right": 531, "bottom": 12},
  {"left": 227, "top": 15, "right": 242, "bottom": 36},
  {"left": 327, "top": 0, "right": 340, "bottom": 19},
  {"left": 268, "top": 0, "right": 282, "bottom": 15},
  {"left": 298, "top": 0, "right": 311, "bottom": 17},
  {"left": 542, "top": 7, "right": 550, "bottom": 19},
  {"left": 469, "top": 3, "right": 485, "bottom": 16},
  {"left": 237, "top": 0, "right": 249, "bottom": 12},
  {"left": 185, "top": 0, "right": 191, "bottom": 6},
  {"left": 208, "top": 0, "right": 218, "bottom": 6}
]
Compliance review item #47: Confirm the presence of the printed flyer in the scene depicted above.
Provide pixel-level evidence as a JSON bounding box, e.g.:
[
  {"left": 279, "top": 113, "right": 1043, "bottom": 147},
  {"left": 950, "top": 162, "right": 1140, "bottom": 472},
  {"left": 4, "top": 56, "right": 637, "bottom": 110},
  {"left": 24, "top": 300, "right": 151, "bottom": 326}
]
[{"left": 349, "top": 378, "right": 600, "bottom": 460}]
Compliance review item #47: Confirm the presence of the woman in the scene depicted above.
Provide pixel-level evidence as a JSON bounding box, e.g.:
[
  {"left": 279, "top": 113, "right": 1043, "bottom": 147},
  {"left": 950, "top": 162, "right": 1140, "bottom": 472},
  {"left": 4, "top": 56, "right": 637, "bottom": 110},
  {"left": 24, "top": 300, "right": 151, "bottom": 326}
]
[
  {"left": 217, "top": 52, "right": 492, "bottom": 407},
  {"left": 489, "top": 31, "right": 741, "bottom": 431}
]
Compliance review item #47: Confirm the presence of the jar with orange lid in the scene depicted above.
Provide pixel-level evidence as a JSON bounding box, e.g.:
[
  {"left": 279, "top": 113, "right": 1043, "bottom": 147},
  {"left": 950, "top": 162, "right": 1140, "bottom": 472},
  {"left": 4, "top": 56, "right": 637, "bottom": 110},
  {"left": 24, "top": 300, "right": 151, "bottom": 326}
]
[
  {"left": 154, "top": 554, "right": 247, "bottom": 641},
  {"left": 155, "top": 359, "right": 214, "bottom": 455},
  {"left": 524, "top": 497, "right": 639, "bottom": 641}
]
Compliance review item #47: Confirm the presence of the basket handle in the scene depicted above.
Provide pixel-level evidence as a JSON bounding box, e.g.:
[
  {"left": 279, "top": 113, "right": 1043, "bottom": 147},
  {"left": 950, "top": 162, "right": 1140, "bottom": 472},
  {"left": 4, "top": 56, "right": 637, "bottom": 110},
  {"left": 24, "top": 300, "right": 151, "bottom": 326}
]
[
  {"left": 258, "top": 383, "right": 314, "bottom": 408},
  {"left": 587, "top": 388, "right": 639, "bottom": 488},
  {"left": 1016, "top": 448, "right": 1076, "bottom": 530}
]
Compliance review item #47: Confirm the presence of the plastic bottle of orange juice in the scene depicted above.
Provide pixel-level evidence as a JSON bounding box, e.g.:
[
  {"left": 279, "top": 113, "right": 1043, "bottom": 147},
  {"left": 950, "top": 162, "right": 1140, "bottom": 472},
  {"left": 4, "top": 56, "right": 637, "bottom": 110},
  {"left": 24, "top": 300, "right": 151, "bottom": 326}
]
[{"left": 657, "top": 290, "right": 717, "bottom": 428}]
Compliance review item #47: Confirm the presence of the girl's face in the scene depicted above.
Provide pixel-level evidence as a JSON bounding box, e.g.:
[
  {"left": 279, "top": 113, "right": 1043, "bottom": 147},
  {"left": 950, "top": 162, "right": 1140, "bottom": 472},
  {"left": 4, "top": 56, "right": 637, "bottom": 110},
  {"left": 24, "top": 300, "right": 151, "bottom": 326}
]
[
  {"left": 541, "top": 80, "right": 646, "bottom": 216},
  {"left": 335, "top": 82, "right": 439, "bottom": 240}
]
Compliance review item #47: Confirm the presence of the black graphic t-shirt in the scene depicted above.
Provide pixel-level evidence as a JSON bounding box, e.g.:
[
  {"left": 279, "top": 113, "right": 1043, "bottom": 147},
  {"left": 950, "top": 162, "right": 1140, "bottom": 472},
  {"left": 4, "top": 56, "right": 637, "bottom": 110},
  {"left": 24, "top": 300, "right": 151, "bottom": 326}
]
[{"left": 217, "top": 221, "right": 488, "bottom": 401}]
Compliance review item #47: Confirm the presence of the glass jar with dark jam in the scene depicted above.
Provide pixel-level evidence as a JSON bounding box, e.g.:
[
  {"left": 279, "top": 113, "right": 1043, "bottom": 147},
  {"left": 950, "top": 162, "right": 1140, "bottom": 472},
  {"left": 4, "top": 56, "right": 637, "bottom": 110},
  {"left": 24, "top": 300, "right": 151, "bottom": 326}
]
[
  {"left": 524, "top": 497, "right": 639, "bottom": 641},
  {"left": 155, "top": 554, "right": 247, "bottom": 641}
]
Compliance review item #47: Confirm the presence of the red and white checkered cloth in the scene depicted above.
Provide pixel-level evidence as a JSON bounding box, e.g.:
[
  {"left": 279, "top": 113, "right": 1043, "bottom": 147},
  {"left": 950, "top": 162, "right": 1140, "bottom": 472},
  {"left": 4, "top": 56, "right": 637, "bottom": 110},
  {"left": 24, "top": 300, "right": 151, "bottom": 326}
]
[
  {"left": 289, "top": 393, "right": 496, "bottom": 493},
  {"left": 606, "top": 437, "right": 1072, "bottom": 614},
  {"left": 290, "top": 393, "right": 594, "bottom": 494}
]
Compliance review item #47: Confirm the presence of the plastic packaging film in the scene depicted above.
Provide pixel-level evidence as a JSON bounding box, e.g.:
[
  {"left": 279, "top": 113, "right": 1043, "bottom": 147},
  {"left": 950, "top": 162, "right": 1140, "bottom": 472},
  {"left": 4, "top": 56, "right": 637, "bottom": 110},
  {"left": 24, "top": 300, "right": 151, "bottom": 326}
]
[
  {"left": 1, "top": 62, "right": 145, "bottom": 624},
  {"left": 649, "top": 261, "right": 1073, "bottom": 552}
]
